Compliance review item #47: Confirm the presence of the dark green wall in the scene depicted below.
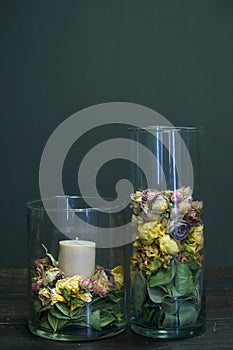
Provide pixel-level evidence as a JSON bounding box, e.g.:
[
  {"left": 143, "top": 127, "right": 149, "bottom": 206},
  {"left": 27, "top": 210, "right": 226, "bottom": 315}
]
[{"left": 1, "top": 0, "right": 233, "bottom": 267}]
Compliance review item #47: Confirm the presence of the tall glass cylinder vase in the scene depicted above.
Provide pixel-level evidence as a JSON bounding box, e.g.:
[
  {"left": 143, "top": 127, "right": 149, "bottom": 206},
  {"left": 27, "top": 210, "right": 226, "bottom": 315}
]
[
  {"left": 27, "top": 196, "right": 128, "bottom": 341},
  {"left": 129, "top": 126, "right": 205, "bottom": 339}
]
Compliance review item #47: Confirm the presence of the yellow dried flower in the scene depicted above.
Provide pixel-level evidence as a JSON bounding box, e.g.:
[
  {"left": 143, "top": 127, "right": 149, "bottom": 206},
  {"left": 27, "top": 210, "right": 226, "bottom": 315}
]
[
  {"left": 183, "top": 225, "right": 204, "bottom": 254},
  {"left": 112, "top": 265, "right": 124, "bottom": 289},
  {"left": 55, "top": 275, "right": 82, "bottom": 296},
  {"left": 55, "top": 275, "right": 93, "bottom": 305},
  {"left": 131, "top": 214, "right": 143, "bottom": 226},
  {"left": 158, "top": 234, "right": 180, "bottom": 255},
  {"left": 131, "top": 191, "right": 142, "bottom": 202},
  {"left": 77, "top": 291, "right": 92, "bottom": 303},
  {"left": 50, "top": 288, "right": 66, "bottom": 305},
  {"left": 137, "top": 221, "right": 165, "bottom": 245},
  {"left": 158, "top": 253, "right": 172, "bottom": 269},
  {"left": 131, "top": 243, "right": 164, "bottom": 273}
]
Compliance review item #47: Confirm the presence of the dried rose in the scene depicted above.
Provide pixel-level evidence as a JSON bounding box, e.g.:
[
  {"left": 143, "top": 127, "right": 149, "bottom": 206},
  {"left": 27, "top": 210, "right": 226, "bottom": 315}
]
[
  {"left": 141, "top": 202, "right": 159, "bottom": 221},
  {"left": 183, "top": 225, "right": 204, "bottom": 254},
  {"left": 34, "top": 256, "right": 52, "bottom": 275},
  {"left": 93, "top": 279, "right": 109, "bottom": 297},
  {"left": 55, "top": 275, "right": 93, "bottom": 303},
  {"left": 191, "top": 200, "right": 203, "bottom": 211},
  {"left": 141, "top": 191, "right": 168, "bottom": 221},
  {"left": 32, "top": 278, "right": 44, "bottom": 294},
  {"left": 32, "top": 282, "right": 39, "bottom": 294},
  {"left": 91, "top": 266, "right": 115, "bottom": 296},
  {"left": 151, "top": 194, "right": 168, "bottom": 212},
  {"left": 158, "top": 235, "right": 180, "bottom": 255},
  {"left": 170, "top": 190, "right": 183, "bottom": 202},
  {"left": 130, "top": 191, "right": 143, "bottom": 215},
  {"left": 55, "top": 275, "right": 82, "bottom": 296},
  {"left": 142, "top": 189, "right": 159, "bottom": 203},
  {"left": 131, "top": 214, "right": 144, "bottom": 226},
  {"left": 38, "top": 287, "right": 51, "bottom": 306},
  {"left": 80, "top": 278, "right": 94, "bottom": 291},
  {"left": 171, "top": 197, "right": 192, "bottom": 218},
  {"left": 104, "top": 269, "right": 117, "bottom": 289},
  {"left": 50, "top": 288, "right": 66, "bottom": 305},
  {"left": 131, "top": 241, "right": 173, "bottom": 273},
  {"left": 180, "top": 186, "right": 193, "bottom": 197},
  {"left": 131, "top": 191, "right": 143, "bottom": 202},
  {"left": 184, "top": 209, "right": 201, "bottom": 226},
  {"left": 44, "top": 267, "right": 65, "bottom": 288},
  {"left": 167, "top": 220, "right": 189, "bottom": 240},
  {"left": 137, "top": 221, "right": 165, "bottom": 245},
  {"left": 178, "top": 197, "right": 192, "bottom": 213}
]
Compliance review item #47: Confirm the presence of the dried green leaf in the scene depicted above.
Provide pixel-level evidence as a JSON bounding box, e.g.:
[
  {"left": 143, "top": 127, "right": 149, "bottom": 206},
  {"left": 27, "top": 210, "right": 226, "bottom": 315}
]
[
  {"left": 131, "top": 269, "right": 147, "bottom": 317},
  {"left": 170, "top": 283, "right": 186, "bottom": 298},
  {"left": 62, "top": 289, "right": 71, "bottom": 302},
  {"left": 57, "top": 319, "right": 69, "bottom": 331},
  {"left": 186, "top": 258, "right": 200, "bottom": 271},
  {"left": 106, "top": 292, "right": 121, "bottom": 303},
  {"left": 147, "top": 285, "right": 165, "bottom": 303},
  {"left": 142, "top": 302, "right": 162, "bottom": 323},
  {"left": 161, "top": 297, "right": 179, "bottom": 315},
  {"left": 47, "top": 312, "right": 68, "bottom": 332},
  {"left": 55, "top": 302, "right": 71, "bottom": 317},
  {"left": 175, "top": 262, "right": 195, "bottom": 295},
  {"left": 40, "top": 313, "right": 52, "bottom": 331},
  {"left": 149, "top": 262, "right": 176, "bottom": 287},
  {"left": 41, "top": 244, "right": 57, "bottom": 267},
  {"left": 48, "top": 312, "right": 59, "bottom": 332},
  {"left": 33, "top": 298, "right": 42, "bottom": 312},
  {"left": 179, "top": 302, "right": 198, "bottom": 327},
  {"left": 160, "top": 312, "right": 178, "bottom": 328},
  {"left": 90, "top": 310, "right": 101, "bottom": 331},
  {"left": 40, "top": 304, "right": 53, "bottom": 312},
  {"left": 49, "top": 307, "right": 70, "bottom": 320},
  {"left": 99, "top": 311, "right": 116, "bottom": 328}
]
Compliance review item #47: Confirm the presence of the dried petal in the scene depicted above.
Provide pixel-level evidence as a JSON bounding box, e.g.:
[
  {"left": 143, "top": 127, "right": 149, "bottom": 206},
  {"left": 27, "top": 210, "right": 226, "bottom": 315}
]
[
  {"left": 38, "top": 287, "right": 51, "bottom": 306},
  {"left": 167, "top": 221, "right": 189, "bottom": 240},
  {"left": 111, "top": 265, "right": 124, "bottom": 289},
  {"left": 158, "top": 235, "right": 180, "bottom": 255}
]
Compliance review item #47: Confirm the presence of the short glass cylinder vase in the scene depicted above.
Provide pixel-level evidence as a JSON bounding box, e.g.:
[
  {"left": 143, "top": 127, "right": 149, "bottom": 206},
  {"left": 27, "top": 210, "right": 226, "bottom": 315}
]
[
  {"left": 129, "top": 126, "right": 205, "bottom": 339},
  {"left": 27, "top": 196, "right": 128, "bottom": 341}
]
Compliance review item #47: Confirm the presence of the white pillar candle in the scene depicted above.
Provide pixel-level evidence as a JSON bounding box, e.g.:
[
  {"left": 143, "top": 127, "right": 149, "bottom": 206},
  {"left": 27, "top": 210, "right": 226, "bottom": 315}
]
[{"left": 58, "top": 240, "right": 96, "bottom": 277}]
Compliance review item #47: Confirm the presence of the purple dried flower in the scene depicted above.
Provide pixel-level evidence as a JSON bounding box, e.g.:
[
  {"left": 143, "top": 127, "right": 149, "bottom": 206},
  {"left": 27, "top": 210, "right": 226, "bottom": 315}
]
[
  {"left": 184, "top": 209, "right": 201, "bottom": 227},
  {"left": 32, "top": 279, "right": 44, "bottom": 294},
  {"left": 32, "top": 282, "right": 39, "bottom": 294},
  {"left": 80, "top": 278, "right": 94, "bottom": 291},
  {"left": 170, "top": 190, "right": 183, "bottom": 203},
  {"left": 167, "top": 221, "right": 189, "bottom": 241},
  {"left": 104, "top": 269, "right": 117, "bottom": 289}
]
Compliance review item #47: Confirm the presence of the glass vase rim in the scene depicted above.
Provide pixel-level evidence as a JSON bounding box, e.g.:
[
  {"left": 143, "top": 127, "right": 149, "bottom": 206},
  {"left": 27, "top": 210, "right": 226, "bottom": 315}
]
[
  {"left": 128, "top": 125, "right": 203, "bottom": 133},
  {"left": 27, "top": 195, "right": 126, "bottom": 212}
]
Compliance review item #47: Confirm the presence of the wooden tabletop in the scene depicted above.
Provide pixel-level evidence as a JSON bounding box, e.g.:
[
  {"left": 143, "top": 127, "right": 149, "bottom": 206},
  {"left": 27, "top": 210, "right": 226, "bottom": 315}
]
[{"left": 0, "top": 267, "right": 232, "bottom": 350}]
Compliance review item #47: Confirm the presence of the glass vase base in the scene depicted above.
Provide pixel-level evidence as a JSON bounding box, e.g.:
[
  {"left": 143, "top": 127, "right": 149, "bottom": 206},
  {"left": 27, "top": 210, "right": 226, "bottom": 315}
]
[
  {"left": 28, "top": 322, "right": 126, "bottom": 342},
  {"left": 130, "top": 323, "right": 205, "bottom": 340}
]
